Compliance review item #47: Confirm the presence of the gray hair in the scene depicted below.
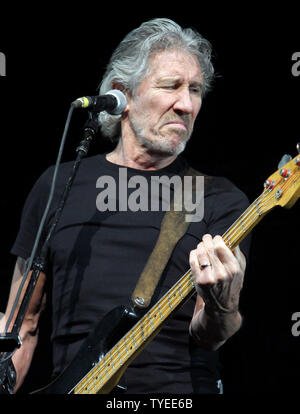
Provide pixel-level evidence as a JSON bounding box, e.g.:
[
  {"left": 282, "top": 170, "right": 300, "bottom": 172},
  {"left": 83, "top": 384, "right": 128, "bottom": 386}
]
[{"left": 98, "top": 18, "right": 214, "bottom": 141}]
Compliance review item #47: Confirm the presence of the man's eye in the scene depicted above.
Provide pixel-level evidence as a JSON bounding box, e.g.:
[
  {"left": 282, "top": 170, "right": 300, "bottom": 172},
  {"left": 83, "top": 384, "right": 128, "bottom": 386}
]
[
  {"left": 190, "top": 87, "right": 201, "bottom": 95},
  {"left": 162, "top": 85, "right": 177, "bottom": 89}
]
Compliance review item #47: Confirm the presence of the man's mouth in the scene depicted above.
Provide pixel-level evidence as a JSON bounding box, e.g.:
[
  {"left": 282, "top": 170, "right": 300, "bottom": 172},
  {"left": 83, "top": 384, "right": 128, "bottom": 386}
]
[{"left": 165, "top": 120, "right": 188, "bottom": 129}]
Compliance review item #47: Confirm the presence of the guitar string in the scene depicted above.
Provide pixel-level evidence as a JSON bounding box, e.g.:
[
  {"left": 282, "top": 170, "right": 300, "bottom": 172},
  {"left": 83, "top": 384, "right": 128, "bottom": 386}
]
[
  {"left": 74, "top": 168, "right": 300, "bottom": 393},
  {"left": 73, "top": 185, "right": 279, "bottom": 393}
]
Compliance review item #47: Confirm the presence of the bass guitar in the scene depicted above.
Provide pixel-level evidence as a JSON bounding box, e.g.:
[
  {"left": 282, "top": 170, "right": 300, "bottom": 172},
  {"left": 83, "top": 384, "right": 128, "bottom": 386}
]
[{"left": 33, "top": 148, "right": 300, "bottom": 394}]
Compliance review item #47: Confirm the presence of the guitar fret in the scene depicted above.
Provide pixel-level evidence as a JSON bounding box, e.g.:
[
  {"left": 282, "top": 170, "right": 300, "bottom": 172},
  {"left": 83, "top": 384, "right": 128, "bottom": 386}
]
[
  {"left": 110, "top": 353, "right": 116, "bottom": 374},
  {"left": 188, "top": 272, "right": 195, "bottom": 288},
  {"left": 226, "top": 233, "right": 232, "bottom": 248},
  {"left": 117, "top": 343, "right": 123, "bottom": 366},
  {"left": 104, "top": 354, "right": 112, "bottom": 382},
  {"left": 82, "top": 376, "right": 92, "bottom": 394},
  {"left": 151, "top": 309, "right": 159, "bottom": 327},
  {"left": 131, "top": 331, "right": 137, "bottom": 349},
  {"left": 97, "top": 366, "right": 104, "bottom": 388},
  {"left": 241, "top": 215, "right": 246, "bottom": 233},
  {"left": 140, "top": 323, "right": 146, "bottom": 342},
  {"left": 89, "top": 379, "right": 96, "bottom": 394},
  {"left": 157, "top": 303, "right": 163, "bottom": 320},
  {"left": 148, "top": 313, "right": 155, "bottom": 331},
  {"left": 167, "top": 293, "right": 173, "bottom": 310},
  {"left": 178, "top": 283, "right": 184, "bottom": 299},
  {"left": 255, "top": 200, "right": 261, "bottom": 216},
  {"left": 123, "top": 337, "right": 130, "bottom": 357}
]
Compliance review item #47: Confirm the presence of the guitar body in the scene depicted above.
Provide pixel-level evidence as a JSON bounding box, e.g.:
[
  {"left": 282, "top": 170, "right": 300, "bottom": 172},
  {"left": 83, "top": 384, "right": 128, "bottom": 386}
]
[{"left": 33, "top": 305, "right": 138, "bottom": 394}]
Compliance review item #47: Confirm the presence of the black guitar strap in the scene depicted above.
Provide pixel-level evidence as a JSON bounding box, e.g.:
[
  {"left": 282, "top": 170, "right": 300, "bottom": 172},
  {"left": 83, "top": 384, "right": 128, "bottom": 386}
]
[{"left": 131, "top": 167, "right": 212, "bottom": 309}]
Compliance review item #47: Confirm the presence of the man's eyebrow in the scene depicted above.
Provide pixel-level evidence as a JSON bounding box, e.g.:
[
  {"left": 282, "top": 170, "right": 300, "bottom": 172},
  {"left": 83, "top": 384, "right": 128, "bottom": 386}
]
[
  {"left": 190, "top": 80, "right": 203, "bottom": 87},
  {"left": 155, "top": 76, "right": 182, "bottom": 83},
  {"left": 191, "top": 79, "right": 203, "bottom": 85}
]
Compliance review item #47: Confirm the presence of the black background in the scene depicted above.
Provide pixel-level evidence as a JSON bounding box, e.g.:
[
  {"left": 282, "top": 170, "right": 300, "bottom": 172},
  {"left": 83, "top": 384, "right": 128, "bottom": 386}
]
[{"left": 0, "top": 5, "right": 299, "bottom": 396}]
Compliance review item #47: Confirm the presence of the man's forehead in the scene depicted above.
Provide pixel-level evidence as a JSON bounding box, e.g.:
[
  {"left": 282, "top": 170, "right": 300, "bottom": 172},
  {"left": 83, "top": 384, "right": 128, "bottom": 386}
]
[{"left": 147, "top": 49, "right": 203, "bottom": 81}]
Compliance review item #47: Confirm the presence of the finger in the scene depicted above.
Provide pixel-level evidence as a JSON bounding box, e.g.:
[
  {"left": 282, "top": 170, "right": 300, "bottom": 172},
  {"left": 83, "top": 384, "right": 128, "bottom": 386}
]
[
  {"left": 232, "top": 246, "right": 246, "bottom": 273},
  {"left": 196, "top": 241, "right": 211, "bottom": 270},
  {"left": 211, "top": 235, "right": 242, "bottom": 277},
  {"left": 211, "top": 235, "right": 231, "bottom": 262},
  {"left": 202, "top": 235, "right": 241, "bottom": 283},
  {"left": 201, "top": 234, "right": 224, "bottom": 272},
  {"left": 189, "top": 248, "right": 213, "bottom": 285}
]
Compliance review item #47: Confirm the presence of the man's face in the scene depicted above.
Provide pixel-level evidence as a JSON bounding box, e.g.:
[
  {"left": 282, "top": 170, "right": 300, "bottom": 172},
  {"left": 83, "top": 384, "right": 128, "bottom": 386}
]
[{"left": 126, "top": 49, "right": 203, "bottom": 156}]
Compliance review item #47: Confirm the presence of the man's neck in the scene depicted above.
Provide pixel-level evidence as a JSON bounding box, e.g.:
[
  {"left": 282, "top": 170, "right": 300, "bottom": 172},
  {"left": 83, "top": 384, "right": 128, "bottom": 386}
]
[{"left": 106, "top": 137, "right": 177, "bottom": 171}]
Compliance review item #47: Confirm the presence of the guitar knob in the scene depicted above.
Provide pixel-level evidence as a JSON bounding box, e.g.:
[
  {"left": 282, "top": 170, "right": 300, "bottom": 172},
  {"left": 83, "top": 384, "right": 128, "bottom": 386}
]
[
  {"left": 279, "top": 168, "right": 291, "bottom": 178},
  {"left": 264, "top": 179, "right": 275, "bottom": 189}
]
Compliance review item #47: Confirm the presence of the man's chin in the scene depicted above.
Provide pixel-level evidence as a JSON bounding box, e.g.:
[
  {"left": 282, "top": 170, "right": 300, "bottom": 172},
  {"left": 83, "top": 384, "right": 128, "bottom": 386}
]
[{"left": 140, "top": 136, "right": 187, "bottom": 156}]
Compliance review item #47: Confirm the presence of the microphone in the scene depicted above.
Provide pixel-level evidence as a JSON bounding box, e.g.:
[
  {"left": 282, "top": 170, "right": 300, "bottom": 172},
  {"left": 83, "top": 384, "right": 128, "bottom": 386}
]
[{"left": 72, "top": 89, "right": 127, "bottom": 115}]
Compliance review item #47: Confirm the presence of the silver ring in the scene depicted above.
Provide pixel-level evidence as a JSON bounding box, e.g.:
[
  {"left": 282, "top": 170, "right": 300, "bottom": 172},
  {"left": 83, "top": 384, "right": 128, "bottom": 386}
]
[{"left": 200, "top": 263, "right": 211, "bottom": 270}]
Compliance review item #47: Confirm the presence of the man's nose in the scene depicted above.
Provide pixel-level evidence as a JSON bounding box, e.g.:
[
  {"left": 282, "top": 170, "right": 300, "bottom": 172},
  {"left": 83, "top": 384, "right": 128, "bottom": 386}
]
[{"left": 173, "top": 88, "right": 194, "bottom": 114}]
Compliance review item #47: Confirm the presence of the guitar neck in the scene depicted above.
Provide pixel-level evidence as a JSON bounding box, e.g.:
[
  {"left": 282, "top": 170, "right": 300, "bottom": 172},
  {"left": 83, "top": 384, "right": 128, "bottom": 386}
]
[
  {"left": 222, "top": 191, "right": 268, "bottom": 250},
  {"left": 72, "top": 187, "right": 272, "bottom": 394}
]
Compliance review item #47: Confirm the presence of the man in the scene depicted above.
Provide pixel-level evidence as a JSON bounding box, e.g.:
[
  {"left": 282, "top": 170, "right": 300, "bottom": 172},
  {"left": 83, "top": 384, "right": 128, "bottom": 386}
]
[{"left": 0, "top": 18, "right": 250, "bottom": 393}]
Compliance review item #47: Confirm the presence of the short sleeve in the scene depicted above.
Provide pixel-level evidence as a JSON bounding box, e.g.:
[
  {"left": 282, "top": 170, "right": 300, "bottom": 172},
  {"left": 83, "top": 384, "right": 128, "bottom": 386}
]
[{"left": 10, "top": 167, "right": 54, "bottom": 260}]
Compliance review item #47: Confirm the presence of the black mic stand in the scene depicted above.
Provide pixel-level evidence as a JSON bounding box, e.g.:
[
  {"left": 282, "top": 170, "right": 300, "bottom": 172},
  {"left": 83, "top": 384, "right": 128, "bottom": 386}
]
[{"left": 0, "top": 110, "right": 99, "bottom": 393}]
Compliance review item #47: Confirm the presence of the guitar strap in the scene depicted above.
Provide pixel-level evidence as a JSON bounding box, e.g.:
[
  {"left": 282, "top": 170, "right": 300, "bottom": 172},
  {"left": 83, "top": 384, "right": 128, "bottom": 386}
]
[{"left": 131, "top": 167, "right": 212, "bottom": 309}]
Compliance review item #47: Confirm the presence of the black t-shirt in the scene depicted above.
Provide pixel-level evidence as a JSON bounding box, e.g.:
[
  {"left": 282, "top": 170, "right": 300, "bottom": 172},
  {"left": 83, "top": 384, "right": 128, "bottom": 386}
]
[{"left": 11, "top": 154, "right": 251, "bottom": 393}]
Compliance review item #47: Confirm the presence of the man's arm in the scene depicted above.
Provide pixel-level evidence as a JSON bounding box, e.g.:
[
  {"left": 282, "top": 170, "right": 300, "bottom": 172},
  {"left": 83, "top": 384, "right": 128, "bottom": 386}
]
[
  {"left": 189, "top": 234, "right": 246, "bottom": 351},
  {"left": 0, "top": 257, "right": 47, "bottom": 392}
]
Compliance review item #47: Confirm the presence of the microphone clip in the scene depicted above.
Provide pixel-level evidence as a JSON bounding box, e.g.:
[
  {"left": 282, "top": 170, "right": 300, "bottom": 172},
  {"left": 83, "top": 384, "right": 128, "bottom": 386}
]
[{"left": 76, "top": 111, "right": 99, "bottom": 155}]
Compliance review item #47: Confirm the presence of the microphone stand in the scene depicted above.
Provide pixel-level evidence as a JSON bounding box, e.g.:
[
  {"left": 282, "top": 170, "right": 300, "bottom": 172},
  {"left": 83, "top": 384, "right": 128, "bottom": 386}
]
[{"left": 0, "top": 110, "right": 99, "bottom": 393}]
